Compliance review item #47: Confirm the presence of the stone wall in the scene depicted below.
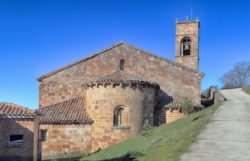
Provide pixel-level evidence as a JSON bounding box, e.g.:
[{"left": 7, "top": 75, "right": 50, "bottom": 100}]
[
  {"left": 166, "top": 109, "right": 186, "bottom": 124},
  {"left": 201, "top": 86, "right": 226, "bottom": 107},
  {"left": 38, "top": 43, "right": 202, "bottom": 108},
  {"left": 85, "top": 85, "right": 156, "bottom": 151},
  {"left": 40, "top": 124, "right": 92, "bottom": 157},
  {"left": 0, "top": 119, "right": 35, "bottom": 161}
]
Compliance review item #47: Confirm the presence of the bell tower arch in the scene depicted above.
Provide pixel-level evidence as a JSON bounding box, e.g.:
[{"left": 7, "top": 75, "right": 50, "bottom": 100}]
[{"left": 175, "top": 19, "right": 200, "bottom": 70}]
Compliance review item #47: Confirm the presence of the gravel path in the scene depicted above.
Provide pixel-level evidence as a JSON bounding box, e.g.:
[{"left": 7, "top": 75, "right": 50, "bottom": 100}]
[{"left": 179, "top": 88, "right": 250, "bottom": 161}]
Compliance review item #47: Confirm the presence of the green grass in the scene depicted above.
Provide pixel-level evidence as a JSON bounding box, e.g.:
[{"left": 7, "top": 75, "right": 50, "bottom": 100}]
[
  {"left": 42, "top": 153, "right": 85, "bottom": 160},
  {"left": 242, "top": 86, "right": 250, "bottom": 94},
  {"left": 81, "top": 102, "right": 222, "bottom": 161}
]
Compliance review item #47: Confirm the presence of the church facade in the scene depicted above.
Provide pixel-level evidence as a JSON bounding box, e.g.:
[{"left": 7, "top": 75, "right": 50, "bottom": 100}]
[
  {"left": 36, "top": 19, "right": 203, "bottom": 155},
  {"left": 0, "top": 19, "right": 203, "bottom": 159}
]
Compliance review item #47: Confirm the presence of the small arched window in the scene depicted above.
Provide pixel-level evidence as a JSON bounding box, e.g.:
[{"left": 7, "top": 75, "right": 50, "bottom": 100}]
[
  {"left": 181, "top": 37, "right": 191, "bottom": 56},
  {"left": 113, "top": 106, "right": 129, "bottom": 127},
  {"left": 113, "top": 107, "right": 124, "bottom": 127},
  {"left": 120, "top": 59, "right": 125, "bottom": 71}
]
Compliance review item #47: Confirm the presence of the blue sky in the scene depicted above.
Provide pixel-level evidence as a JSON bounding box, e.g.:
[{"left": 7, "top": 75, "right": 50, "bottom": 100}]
[{"left": 0, "top": 0, "right": 249, "bottom": 108}]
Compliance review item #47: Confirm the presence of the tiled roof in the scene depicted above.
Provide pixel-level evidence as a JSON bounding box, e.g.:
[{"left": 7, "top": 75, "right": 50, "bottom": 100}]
[
  {"left": 38, "top": 97, "right": 93, "bottom": 125},
  {"left": 0, "top": 103, "right": 35, "bottom": 119},
  {"left": 162, "top": 96, "right": 186, "bottom": 109},
  {"left": 82, "top": 70, "right": 159, "bottom": 88},
  {"left": 37, "top": 42, "right": 203, "bottom": 81},
  {"left": 159, "top": 95, "right": 204, "bottom": 110}
]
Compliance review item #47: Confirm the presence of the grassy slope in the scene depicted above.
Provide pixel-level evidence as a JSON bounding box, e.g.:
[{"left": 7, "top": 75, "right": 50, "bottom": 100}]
[
  {"left": 242, "top": 86, "right": 250, "bottom": 94},
  {"left": 82, "top": 102, "right": 222, "bottom": 161},
  {"left": 42, "top": 153, "right": 84, "bottom": 160}
]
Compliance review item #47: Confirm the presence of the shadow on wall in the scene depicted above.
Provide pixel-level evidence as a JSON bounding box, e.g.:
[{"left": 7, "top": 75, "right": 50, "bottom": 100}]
[
  {"left": 0, "top": 156, "right": 33, "bottom": 161},
  {"left": 154, "top": 89, "right": 174, "bottom": 126},
  {"left": 0, "top": 119, "right": 37, "bottom": 161}
]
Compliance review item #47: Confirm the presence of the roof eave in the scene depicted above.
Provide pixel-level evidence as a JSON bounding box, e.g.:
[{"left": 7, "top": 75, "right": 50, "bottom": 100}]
[{"left": 37, "top": 42, "right": 125, "bottom": 81}]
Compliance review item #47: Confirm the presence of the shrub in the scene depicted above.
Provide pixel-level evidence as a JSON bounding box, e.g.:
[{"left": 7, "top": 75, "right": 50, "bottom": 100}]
[
  {"left": 182, "top": 98, "right": 193, "bottom": 114},
  {"left": 141, "top": 119, "right": 153, "bottom": 136}
]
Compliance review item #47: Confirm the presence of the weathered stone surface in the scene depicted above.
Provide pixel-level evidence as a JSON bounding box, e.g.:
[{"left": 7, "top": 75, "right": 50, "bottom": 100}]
[
  {"left": 0, "top": 119, "right": 35, "bottom": 161},
  {"left": 166, "top": 109, "right": 186, "bottom": 123},
  {"left": 36, "top": 20, "right": 202, "bottom": 155},
  {"left": 175, "top": 21, "right": 199, "bottom": 70},
  {"left": 40, "top": 124, "right": 92, "bottom": 157},
  {"left": 85, "top": 85, "right": 157, "bottom": 151},
  {"left": 38, "top": 43, "right": 202, "bottom": 108}
]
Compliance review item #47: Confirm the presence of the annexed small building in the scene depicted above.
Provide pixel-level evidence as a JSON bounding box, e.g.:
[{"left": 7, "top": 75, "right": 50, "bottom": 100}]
[
  {"left": 38, "top": 97, "right": 93, "bottom": 157},
  {"left": 0, "top": 103, "right": 40, "bottom": 161}
]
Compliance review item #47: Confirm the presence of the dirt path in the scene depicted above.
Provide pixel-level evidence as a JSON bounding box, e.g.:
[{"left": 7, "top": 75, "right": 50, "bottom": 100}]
[{"left": 180, "top": 88, "right": 250, "bottom": 161}]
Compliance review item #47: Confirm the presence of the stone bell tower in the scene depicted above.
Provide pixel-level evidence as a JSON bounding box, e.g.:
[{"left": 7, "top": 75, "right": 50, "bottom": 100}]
[{"left": 175, "top": 18, "right": 200, "bottom": 70}]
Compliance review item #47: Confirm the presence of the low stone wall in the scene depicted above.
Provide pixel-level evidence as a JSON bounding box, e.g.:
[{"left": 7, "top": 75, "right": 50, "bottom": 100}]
[
  {"left": 166, "top": 109, "right": 186, "bottom": 123},
  {"left": 40, "top": 124, "right": 92, "bottom": 157},
  {"left": 201, "top": 86, "right": 226, "bottom": 107}
]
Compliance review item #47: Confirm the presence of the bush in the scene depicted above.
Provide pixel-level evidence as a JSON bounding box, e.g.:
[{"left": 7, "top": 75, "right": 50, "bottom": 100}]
[
  {"left": 182, "top": 98, "right": 194, "bottom": 114},
  {"left": 141, "top": 119, "right": 153, "bottom": 136}
]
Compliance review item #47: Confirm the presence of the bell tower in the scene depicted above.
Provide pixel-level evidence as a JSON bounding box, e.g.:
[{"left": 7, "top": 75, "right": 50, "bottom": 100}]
[{"left": 175, "top": 18, "right": 200, "bottom": 70}]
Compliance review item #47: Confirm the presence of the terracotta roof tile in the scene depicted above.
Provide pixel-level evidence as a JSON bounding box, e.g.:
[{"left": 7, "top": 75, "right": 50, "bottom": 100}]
[
  {"left": 82, "top": 70, "right": 159, "bottom": 88},
  {"left": 38, "top": 97, "right": 93, "bottom": 124},
  {"left": 159, "top": 95, "right": 204, "bottom": 110},
  {"left": 0, "top": 103, "right": 35, "bottom": 118},
  {"left": 163, "top": 96, "right": 185, "bottom": 109}
]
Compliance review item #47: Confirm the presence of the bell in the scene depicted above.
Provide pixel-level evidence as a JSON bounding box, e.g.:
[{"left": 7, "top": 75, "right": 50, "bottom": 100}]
[{"left": 184, "top": 44, "right": 190, "bottom": 50}]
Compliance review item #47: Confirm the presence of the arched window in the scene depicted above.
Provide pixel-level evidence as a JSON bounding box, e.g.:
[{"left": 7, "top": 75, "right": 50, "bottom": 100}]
[
  {"left": 113, "top": 105, "right": 129, "bottom": 127},
  {"left": 181, "top": 37, "right": 191, "bottom": 56},
  {"left": 113, "top": 107, "right": 124, "bottom": 127},
  {"left": 120, "top": 59, "right": 125, "bottom": 71}
]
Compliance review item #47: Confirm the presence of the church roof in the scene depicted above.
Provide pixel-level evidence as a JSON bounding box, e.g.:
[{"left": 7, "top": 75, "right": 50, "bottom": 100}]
[
  {"left": 38, "top": 97, "right": 93, "bottom": 125},
  {"left": 82, "top": 70, "right": 159, "bottom": 88},
  {"left": 37, "top": 42, "right": 203, "bottom": 81},
  {"left": 0, "top": 102, "right": 35, "bottom": 119}
]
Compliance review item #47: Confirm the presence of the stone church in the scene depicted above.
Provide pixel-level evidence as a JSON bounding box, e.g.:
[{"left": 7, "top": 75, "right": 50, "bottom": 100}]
[{"left": 0, "top": 19, "right": 203, "bottom": 159}]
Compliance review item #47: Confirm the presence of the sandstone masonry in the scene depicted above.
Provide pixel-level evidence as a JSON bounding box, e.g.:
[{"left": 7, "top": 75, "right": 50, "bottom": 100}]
[
  {"left": 35, "top": 20, "right": 203, "bottom": 155},
  {"left": 1, "top": 20, "right": 204, "bottom": 159}
]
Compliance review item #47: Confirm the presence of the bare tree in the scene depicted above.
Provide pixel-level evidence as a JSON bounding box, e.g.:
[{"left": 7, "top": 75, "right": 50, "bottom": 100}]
[{"left": 220, "top": 61, "right": 250, "bottom": 89}]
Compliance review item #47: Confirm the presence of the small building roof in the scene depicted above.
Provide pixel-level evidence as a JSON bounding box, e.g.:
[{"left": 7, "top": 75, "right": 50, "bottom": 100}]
[
  {"left": 38, "top": 97, "right": 93, "bottom": 125},
  {"left": 159, "top": 95, "right": 203, "bottom": 111},
  {"left": 163, "top": 96, "right": 186, "bottom": 110},
  {"left": 82, "top": 70, "right": 159, "bottom": 88},
  {"left": 0, "top": 102, "right": 35, "bottom": 119}
]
